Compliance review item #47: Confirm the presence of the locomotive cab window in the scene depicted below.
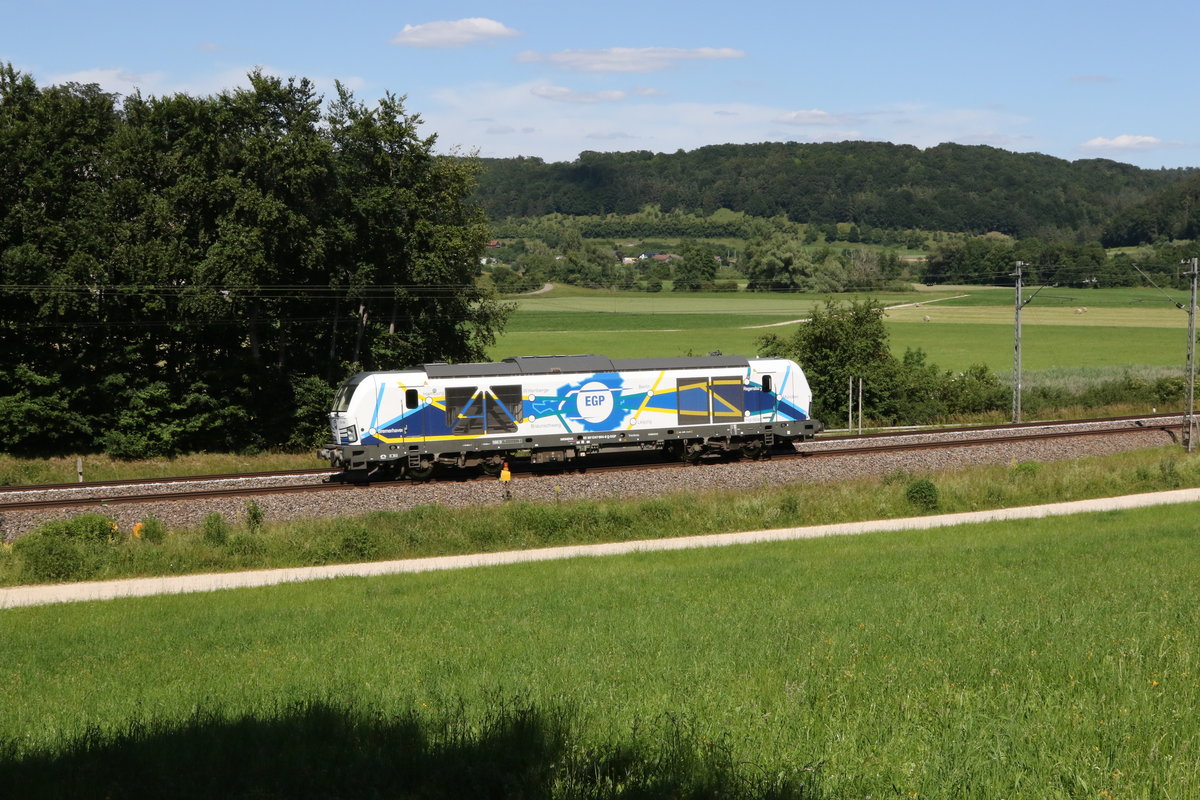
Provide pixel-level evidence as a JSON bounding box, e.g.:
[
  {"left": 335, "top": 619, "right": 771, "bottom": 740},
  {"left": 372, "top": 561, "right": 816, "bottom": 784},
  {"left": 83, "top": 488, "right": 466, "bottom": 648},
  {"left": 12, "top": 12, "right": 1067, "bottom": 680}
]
[
  {"left": 332, "top": 374, "right": 368, "bottom": 412},
  {"left": 762, "top": 375, "right": 773, "bottom": 394},
  {"left": 405, "top": 389, "right": 419, "bottom": 409}
]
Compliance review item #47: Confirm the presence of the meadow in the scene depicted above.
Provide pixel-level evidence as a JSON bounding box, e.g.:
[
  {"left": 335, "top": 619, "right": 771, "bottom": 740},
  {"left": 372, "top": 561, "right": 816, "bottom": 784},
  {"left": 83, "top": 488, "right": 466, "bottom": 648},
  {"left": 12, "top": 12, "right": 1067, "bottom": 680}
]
[
  {"left": 3, "top": 497, "right": 1197, "bottom": 798},
  {"left": 493, "top": 285, "right": 1193, "bottom": 376}
]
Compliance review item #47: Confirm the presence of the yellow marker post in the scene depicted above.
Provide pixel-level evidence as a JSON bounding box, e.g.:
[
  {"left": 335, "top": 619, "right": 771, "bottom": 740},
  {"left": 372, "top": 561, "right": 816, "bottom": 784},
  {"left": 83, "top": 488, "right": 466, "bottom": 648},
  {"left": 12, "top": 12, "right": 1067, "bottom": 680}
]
[{"left": 500, "top": 461, "right": 512, "bottom": 500}]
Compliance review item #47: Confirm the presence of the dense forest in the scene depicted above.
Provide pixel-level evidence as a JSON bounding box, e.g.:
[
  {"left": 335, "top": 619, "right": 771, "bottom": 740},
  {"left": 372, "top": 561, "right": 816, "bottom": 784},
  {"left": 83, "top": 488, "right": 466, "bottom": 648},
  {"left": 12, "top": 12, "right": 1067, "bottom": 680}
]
[
  {"left": 0, "top": 66, "right": 506, "bottom": 457},
  {"left": 474, "top": 142, "right": 1197, "bottom": 241},
  {"left": 1101, "top": 172, "right": 1200, "bottom": 246}
]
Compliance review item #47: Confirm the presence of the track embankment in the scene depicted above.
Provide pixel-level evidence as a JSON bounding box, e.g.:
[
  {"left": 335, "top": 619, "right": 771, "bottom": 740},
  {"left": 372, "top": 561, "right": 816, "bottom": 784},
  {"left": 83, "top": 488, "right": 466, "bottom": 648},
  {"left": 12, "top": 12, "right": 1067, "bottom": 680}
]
[{"left": 0, "top": 417, "right": 1179, "bottom": 540}]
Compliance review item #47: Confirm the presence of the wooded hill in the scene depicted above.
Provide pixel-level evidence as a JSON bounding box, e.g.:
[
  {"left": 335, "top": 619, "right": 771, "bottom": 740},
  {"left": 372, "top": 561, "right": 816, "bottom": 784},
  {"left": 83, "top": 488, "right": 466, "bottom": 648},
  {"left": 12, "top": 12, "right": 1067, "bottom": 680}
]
[
  {"left": 1102, "top": 172, "right": 1200, "bottom": 246},
  {"left": 474, "top": 142, "right": 1196, "bottom": 241}
]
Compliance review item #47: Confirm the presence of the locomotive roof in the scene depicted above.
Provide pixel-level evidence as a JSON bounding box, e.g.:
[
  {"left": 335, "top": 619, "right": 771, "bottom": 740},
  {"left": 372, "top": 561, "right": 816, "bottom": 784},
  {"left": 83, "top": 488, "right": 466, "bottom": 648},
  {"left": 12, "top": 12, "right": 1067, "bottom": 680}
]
[{"left": 422, "top": 354, "right": 751, "bottom": 379}]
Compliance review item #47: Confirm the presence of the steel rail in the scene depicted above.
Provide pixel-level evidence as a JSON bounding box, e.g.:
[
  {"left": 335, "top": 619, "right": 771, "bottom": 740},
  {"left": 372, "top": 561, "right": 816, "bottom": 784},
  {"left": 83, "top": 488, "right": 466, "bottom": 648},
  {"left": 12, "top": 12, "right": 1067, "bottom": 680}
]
[{"left": 0, "top": 467, "right": 335, "bottom": 494}]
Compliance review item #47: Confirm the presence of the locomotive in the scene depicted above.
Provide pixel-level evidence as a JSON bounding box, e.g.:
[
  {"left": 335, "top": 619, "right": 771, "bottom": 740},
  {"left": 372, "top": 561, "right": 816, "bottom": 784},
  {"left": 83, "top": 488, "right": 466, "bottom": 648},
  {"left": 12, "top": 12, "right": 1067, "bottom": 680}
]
[{"left": 318, "top": 353, "right": 821, "bottom": 479}]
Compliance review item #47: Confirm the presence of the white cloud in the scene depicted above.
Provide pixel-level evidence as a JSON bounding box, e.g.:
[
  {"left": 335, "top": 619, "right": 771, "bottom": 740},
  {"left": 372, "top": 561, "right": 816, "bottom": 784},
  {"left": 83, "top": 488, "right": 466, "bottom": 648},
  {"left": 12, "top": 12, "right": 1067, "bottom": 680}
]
[
  {"left": 517, "top": 47, "right": 743, "bottom": 73},
  {"left": 392, "top": 18, "right": 519, "bottom": 48},
  {"left": 587, "top": 131, "right": 636, "bottom": 140},
  {"left": 531, "top": 85, "right": 626, "bottom": 103},
  {"left": 776, "top": 109, "right": 853, "bottom": 126},
  {"left": 424, "top": 81, "right": 1048, "bottom": 163},
  {"left": 48, "top": 67, "right": 170, "bottom": 96},
  {"left": 45, "top": 66, "right": 366, "bottom": 103},
  {"left": 1080, "top": 134, "right": 1163, "bottom": 151}
]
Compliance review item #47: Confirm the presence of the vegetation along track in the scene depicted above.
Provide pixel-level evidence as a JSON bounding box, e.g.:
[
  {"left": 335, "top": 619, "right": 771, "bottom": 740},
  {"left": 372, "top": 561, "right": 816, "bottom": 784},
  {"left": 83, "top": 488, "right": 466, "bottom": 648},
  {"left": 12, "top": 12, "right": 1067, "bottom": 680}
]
[{"left": 0, "top": 415, "right": 1181, "bottom": 540}]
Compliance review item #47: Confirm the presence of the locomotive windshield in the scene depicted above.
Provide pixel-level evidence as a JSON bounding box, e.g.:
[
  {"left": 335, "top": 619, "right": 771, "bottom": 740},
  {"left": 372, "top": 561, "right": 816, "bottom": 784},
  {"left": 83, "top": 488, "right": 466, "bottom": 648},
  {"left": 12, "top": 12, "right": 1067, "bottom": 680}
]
[{"left": 332, "top": 374, "right": 368, "bottom": 413}]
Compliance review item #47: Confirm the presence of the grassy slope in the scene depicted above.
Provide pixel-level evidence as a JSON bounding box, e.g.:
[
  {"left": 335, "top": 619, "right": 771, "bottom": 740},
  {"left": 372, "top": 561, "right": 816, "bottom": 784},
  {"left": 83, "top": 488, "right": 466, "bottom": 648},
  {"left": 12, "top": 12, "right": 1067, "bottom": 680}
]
[{"left": 3, "top": 501, "right": 1197, "bottom": 798}]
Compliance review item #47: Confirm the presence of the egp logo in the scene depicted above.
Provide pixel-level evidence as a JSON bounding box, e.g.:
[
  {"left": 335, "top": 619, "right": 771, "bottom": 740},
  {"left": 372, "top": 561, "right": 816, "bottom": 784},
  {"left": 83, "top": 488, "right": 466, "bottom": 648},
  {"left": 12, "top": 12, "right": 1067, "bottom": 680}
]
[{"left": 575, "top": 381, "right": 614, "bottom": 423}]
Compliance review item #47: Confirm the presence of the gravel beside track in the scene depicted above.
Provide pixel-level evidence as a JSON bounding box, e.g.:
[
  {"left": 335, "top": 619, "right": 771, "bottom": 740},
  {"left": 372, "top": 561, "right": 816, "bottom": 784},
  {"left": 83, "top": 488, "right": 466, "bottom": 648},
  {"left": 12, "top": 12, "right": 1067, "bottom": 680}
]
[{"left": 0, "top": 418, "right": 1179, "bottom": 541}]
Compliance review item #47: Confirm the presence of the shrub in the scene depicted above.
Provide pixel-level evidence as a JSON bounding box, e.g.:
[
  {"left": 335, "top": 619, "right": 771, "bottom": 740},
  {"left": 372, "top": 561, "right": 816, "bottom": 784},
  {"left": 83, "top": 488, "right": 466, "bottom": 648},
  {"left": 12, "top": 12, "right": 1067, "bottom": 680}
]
[
  {"left": 139, "top": 517, "right": 168, "bottom": 544},
  {"left": 14, "top": 533, "right": 91, "bottom": 582},
  {"left": 905, "top": 479, "right": 940, "bottom": 511},
  {"left": 202, "top": 513, "right": 229, "bottom": 546},
  {"left": 1009, "top": 461, "right": 1042, "bottom": 480},
  {"left": 244, "top": 500, "right": 265, "bottom": 534},
  {"left": 60, "top": 513, "right": 118, "bottom": 544}
]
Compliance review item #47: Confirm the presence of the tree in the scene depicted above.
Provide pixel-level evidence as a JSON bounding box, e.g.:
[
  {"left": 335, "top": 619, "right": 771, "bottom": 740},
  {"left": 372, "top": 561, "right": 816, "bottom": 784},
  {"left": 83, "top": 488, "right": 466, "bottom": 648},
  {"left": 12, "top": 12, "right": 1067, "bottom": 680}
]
[
  {"left": 671, "top": 241, "right": 717, "bottom": 291},
  {"left": 757, "top": 298, "right": 1007, "bottom": 425},
  {"left": 758, "top": 298, "right": 894, "bottom": 421},
  {"left": 0, "top": 65, "right": 509, "bottom": 456}
]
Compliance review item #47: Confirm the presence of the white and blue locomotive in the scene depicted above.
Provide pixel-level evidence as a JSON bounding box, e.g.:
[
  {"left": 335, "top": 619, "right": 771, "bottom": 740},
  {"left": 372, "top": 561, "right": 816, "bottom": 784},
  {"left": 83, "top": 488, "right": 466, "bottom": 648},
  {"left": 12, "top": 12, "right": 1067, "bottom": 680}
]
[{"left": 319, "top": 353, "right": 820, "bottom": 478}]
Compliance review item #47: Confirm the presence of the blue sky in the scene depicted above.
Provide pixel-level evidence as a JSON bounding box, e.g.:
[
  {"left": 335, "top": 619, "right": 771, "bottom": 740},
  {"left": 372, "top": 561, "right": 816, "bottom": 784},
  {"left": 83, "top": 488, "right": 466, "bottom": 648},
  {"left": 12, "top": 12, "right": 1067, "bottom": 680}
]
[{"left": 5, "top": 0, "right": 1199, "bottom": 169}]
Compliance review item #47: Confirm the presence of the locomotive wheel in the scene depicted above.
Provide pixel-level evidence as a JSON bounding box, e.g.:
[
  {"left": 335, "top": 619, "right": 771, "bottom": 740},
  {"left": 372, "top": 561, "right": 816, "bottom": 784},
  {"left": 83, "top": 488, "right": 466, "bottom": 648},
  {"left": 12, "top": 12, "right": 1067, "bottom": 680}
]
[
  {"left": 480, "top": 459, "right": 503, "bottom": 477},
  {"left": 743, "top": 440, "right": 766, "bottom": 460},
  {"left": 407, "top": 463, "right": 434, "bottom": 481}
]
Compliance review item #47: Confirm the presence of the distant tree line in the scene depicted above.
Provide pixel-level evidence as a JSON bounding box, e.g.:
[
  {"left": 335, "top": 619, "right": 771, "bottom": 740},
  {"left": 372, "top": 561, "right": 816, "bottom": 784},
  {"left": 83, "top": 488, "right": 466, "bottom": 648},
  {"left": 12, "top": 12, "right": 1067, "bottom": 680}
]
[
  {"left": 0, "top": 65, "right": 506, "bottom": 457},
  {"left": 475, "top": 142, "right": 1195, "bottom": 240}
]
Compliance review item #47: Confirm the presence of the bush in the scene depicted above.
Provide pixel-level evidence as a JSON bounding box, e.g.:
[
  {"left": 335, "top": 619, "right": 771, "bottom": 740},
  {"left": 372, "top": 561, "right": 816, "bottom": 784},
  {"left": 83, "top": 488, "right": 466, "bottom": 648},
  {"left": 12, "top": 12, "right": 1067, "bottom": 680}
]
[
  {"left": 202, "top": 513, "right": 229, "bottom": 546},
  {"left": 905, "top": 479, "right": 939, "bottom": 511},
  {"left": 1009, "top": 461, "right": 1042, "bottom": 480},
  {"left": 32, "top": 513, "right": 118, "bottom": 544},
  {"left": 244, "top": 500, "right": 265, "bottom": 534},
  {"left": 14, "top": 533, "right": 91, "bottom": 582},
  {"left": 138, "top": 517, "right": 168, "bottom": 544},
  {"left": 63, "top": 513, "right": 119, "bottom": 543}
]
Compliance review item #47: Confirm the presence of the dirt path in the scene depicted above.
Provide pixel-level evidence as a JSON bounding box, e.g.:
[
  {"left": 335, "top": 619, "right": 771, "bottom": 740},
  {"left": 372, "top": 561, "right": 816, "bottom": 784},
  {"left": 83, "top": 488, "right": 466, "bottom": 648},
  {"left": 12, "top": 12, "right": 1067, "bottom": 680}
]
[
  {"left": 742, "top": 293, "right": 970, "bottom": 328},
  {"left": 4, "top": 488, "right": 1198, "bottom": 609}
]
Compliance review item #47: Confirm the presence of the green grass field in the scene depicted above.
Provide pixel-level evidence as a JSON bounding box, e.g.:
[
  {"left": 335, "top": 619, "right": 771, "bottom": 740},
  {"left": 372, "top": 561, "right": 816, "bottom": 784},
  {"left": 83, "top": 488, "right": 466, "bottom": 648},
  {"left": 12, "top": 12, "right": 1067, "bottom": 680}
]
[
  {"left": 491, "top": 286, "right": 1194, "bottom": 377},
  {"left": 3, "top": 500, "right": 1197, "bottom": 797}
]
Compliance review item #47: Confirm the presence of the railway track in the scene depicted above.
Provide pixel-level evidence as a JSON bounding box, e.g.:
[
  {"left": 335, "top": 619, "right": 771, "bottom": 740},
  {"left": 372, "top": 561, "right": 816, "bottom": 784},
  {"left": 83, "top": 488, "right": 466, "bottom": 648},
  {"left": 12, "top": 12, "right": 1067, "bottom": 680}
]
[
  {"left": 0, "top": 467, "right": 334, "bottom": 494},
  {"left": 0, "top": 414, "right": 1182, "bottom": 515}
]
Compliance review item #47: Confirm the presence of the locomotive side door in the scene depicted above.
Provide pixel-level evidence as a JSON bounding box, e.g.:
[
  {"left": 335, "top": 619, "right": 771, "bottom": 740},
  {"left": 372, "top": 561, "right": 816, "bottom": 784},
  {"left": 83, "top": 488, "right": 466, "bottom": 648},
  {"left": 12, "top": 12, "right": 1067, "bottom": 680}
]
[
  {"left": 403, "top": 386, "right": 425, "bottom": 443},
  {"left": 759, "top": 371, "right": 778, "bottom": 420}
]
